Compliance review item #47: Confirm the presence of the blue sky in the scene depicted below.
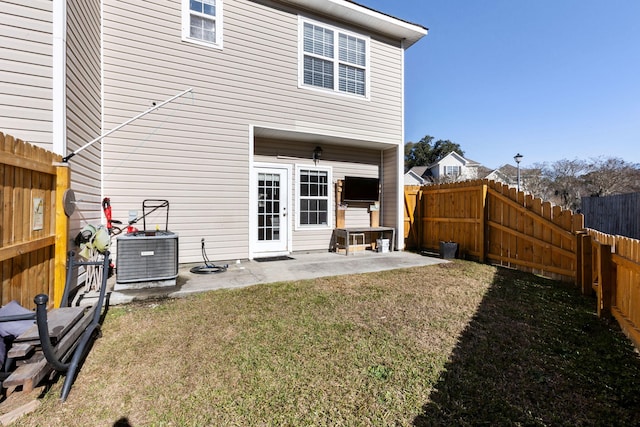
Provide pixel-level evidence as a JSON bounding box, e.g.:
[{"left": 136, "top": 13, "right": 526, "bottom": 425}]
[{"left": 357, "top": 0, "right": 640, "bottom": 169}]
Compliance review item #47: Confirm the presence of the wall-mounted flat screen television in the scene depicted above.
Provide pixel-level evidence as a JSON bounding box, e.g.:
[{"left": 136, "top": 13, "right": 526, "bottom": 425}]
[{"left": 343, "top": 176, "right": 379, "bottom": 202}]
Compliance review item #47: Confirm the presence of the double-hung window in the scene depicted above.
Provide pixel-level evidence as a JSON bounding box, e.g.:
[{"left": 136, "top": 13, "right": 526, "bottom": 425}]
[
  {"left": 299, "top": 18, "right": 369, "bottom": 98},
  {"left": 296, "top": 166, "right": 332, "bottom": 229},
  {"left": 444, "top": 166, "right": 461, "bottom": 177},
  {"left": 182, "top": 0, "right": 223, "bottom": 48}
]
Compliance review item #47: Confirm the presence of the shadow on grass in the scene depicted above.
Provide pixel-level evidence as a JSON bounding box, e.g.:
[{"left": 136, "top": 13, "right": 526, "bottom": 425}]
[{"left": 414, "top": 266, "right": 640, "bottom": 426}]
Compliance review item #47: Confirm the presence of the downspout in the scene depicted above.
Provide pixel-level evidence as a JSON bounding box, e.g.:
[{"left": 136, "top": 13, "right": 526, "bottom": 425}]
[
  {"left": 100, "top": 0, "right": 105, "bottom": 205},
  {"left": 380, "top": 149, "right": 383, "bottom": 226},
  {"left": 52, "top": 0, "right": 67, "bottom": 155},
  {"left": 52, "top": 0, "right": 68, "bottom": 306},
  {"left": 396, "top": 38, "right": 406, "bottom": 250}
]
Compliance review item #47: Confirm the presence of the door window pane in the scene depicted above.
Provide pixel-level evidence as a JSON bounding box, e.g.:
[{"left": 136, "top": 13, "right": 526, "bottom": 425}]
[{"left": 258, "top": 173, "right": 281, "bottom": 241}]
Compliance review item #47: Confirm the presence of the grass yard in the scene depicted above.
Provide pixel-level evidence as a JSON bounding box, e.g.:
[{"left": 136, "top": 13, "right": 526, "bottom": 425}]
[{"left": 10, "top": 260, "right": 640, "bottom": 426}]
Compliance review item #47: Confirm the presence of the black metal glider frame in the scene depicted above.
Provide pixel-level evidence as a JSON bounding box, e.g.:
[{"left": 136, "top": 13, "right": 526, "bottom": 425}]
[{"left": 34, "top": 251, "right": 110, "bottom": 402}]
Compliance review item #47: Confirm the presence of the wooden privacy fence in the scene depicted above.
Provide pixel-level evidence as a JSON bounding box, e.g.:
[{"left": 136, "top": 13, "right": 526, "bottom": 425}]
[
  {"left": 577, "top": 229, "right": 640, "bottom": 349},
  {"left": 405, "top": 180, "right": 584, "bottom": 282},
  {"left": 581, "top": 192, "right": 640, "bottom": 240},
  {"left": 0, "top": 132, "right": 69, "bottom": 308},
  {"left": 405, "top": 180, "right": 640, "bottom": 350}
]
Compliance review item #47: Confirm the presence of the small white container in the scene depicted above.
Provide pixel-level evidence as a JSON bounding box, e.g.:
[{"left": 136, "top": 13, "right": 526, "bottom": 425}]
[{"left": 376, "top": 238, "right": 389, "bottom": 253}]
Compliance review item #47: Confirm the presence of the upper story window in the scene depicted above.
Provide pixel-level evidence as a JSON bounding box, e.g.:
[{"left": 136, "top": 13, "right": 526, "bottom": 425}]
[
  {"left": 444, "top": 165, "right": 462, "bottom": 176},
  {"left": 183, "top": 0, "right": 223, "bottom": 48},
  {"left": 299, "top": 18, "right": 369, "bottom": 99}
]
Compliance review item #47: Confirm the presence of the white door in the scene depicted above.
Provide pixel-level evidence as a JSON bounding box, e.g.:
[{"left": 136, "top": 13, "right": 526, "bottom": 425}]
[{"left": 253, "top": 166, "right": 289, "bottom": 255}]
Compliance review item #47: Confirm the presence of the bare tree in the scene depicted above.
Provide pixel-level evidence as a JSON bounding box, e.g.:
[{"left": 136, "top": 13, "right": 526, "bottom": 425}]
[
  {"left": 522, "top": 164, "right": 554, "bottom": 201},
  {"left": 583, "top": 157, "right": 640, "bottom": 197},
  {"left": 521, "top": 157, "right": 640, "bottom": 211},
  {"left": 524, "top": 159, "right": 587, "bottom": 210}
]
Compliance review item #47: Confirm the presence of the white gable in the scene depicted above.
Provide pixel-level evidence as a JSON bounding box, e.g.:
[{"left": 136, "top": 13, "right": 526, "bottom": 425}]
[
  {"left": 404, "top": 170, "right": 425, "bottom": 185},
  {"left": 429, "top": 152, "right": 478, "bottom": 181}
]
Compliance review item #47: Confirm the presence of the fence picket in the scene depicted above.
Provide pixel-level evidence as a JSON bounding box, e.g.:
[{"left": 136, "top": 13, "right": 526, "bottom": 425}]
[
  {"left": 405, "top": 179, "right": 580, "bottom": 281},
  {"left": 582, "top": 193, "right": 640, "bottom": 239},
  {"left": 401, "top": 180, "right": 640, "bottom": 350},
  {"left": 0, "top": 132, "right": 63, "bottom": 307},
  {"left": 575, "top": 230, "right": 640, "bottom": 349}
]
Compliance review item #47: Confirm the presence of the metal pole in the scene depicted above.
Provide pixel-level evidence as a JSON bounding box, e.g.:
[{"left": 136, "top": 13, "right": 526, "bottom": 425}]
[
  {"left": 514, "top": 153, "right": 523, "bottom": 192},
  {"left": 62, "top": 88, "right": 193, "bottom": 162}
]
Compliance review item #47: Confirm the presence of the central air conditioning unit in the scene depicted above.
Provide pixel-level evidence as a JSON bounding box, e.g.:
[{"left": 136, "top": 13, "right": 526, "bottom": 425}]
[
  {"left": 115, "top": 231, "right": 179, "bottom": 287},
  {"left": 114, "top": 199, "right": 179, "bottom": 289}
]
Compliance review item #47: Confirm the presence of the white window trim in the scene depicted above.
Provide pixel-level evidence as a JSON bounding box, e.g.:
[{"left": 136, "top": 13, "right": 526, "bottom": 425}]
[
  {"left": 298, "top": 16, "right": 370, "bottom": 100},
  {"left": 444, "top": 165, "right": 462, "bottom": 176},
  {"left": 295, "top": 164, "right": 333, "bottom": 230},
  {"left": 181, "top": 0, "right": 224, "bottom": 49}
]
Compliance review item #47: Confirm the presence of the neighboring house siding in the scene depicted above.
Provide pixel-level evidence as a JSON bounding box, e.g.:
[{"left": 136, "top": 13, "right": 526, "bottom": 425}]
[
  {"left": 0, "top": 1, "right": 53, "bottom": 148},
  {"left": 101, "top": 0, "right": 405, "bottom": 262},
  {"left": 436, "top": 155, "right": 459, "bottom": 180},
  {"left": 433, "top": 153, "right": 477, "bottom": 181},
  {"left": 67, "top": 0, "right": 103, "bottom": 229},
  {"left": 404, "top": 171, "right": 423, "bottom": 186},
  {"left": 461, "top": 166, "right": 477, "bottom": 180}
]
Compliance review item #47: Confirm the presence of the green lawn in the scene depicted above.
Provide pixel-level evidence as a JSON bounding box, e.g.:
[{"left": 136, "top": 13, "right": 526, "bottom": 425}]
[{"left": 11, "top": 261, "right": 640, "bottom": 426}]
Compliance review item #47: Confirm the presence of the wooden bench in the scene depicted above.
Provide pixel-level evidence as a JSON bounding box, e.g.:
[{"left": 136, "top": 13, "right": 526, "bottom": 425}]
[
  {"left": 1, "top": 250, "right": 110, "bottom": 401},
  {"left": 332, "top": 227, "right": 396, "bottom": 255},
  {"left": 3, "top": 307, "right": 91, "bottom": 394}
]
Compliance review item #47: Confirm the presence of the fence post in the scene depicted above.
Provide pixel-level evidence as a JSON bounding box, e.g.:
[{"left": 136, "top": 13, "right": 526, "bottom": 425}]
[
  {"left": 479, "top": 184, "right": 488, "bottom": 262},
  {"left": 575, "top": 231, "right": 584, "bottom": 288},
  {"left": 579, "top": 233, "right": 593, "bottom": 296},
  {"left": 597, "top": 242, "right": 612, "bottom": 318},
  {"left": 54, "top": 163, "right": 70, "bottom": 308},
  {"left": 416, "top": 188, "right": 423, "bottom": 250}
]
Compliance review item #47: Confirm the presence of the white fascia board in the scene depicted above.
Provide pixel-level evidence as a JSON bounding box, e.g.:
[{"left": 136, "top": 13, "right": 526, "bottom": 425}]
[{"left": 278, "top": 0, "right": 427, "bottom": 48}]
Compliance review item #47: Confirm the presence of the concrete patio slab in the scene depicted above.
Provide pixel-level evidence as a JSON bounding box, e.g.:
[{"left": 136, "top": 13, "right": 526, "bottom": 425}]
[{"left": 103, "top": 250, "right": 445, "bottom": 305}]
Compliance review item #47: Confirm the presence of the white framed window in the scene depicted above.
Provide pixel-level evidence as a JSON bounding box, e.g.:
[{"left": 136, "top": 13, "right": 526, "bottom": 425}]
[
  {"left": 299, "top": 17, "right": 369, "bottom": 99},
  {"left": 182, "top": 0, "right": 223, "bottom": 49},
  {"left": 444, "top": 165, "right": 461, "bottom": 176},
  {"left": 296, "top": 165, "right": 332, "bottom": 229}
]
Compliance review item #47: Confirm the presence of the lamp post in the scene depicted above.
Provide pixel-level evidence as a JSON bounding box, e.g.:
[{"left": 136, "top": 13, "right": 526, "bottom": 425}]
[{"left": 514, "top": 153, "right": 523, "bottom": 192}]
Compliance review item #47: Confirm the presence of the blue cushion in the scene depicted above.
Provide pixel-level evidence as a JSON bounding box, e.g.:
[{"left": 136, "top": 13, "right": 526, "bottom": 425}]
[
  {"left": 0, "top": 301, "right": 35, "bottom": 339},
  {"left": 0, "top": 337, "right": 5, "bottom": 369}
]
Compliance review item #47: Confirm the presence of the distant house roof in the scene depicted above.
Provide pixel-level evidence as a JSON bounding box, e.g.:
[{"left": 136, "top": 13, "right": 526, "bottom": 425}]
[
  {"left": 424, "top": 151, "right": 479, "bottom": 170},
  {"left": 478, "top": 164, "right": 522, "bottom": 185},
  {"left": 408, "top": 153, "right": 481, "bottom": 177},
  {"left": 404, "top": 169, "right": 426, "bottom": 185},
  {"left": 408, "top": 165, "right": 429, "bottom": 177},
  {"left": 464, "top": 157, "right": 482, "bottom": 167},
  {"left": 498, "top": 164, "right": 518, "bottom": 176},
  {"left": 476, "top": 165, "right": 494, "bottom": 179}
]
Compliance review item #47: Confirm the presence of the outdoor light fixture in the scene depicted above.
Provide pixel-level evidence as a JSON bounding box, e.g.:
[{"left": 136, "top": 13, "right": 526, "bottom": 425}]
[
  {"left": 514, "top": 153, "right": 523, "bottom": 192},
  {"left": 313, "top": 146, "right": 323, "bottom": 162}
]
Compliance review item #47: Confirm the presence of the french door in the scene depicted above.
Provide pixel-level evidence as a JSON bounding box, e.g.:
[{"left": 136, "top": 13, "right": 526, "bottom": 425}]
[{"left": 252, "top": 166, "right": 289, "bottom": 255}]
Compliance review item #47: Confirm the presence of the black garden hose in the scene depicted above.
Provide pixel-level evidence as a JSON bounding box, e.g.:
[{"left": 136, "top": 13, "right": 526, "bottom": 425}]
[{"left": 190, "top": 238, "right": 228, "bottom": 274}]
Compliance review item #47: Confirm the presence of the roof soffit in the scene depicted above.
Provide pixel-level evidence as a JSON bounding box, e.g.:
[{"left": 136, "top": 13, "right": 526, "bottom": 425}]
[{"left": 273, "top": 0, "right": 428, "bottom": 48}]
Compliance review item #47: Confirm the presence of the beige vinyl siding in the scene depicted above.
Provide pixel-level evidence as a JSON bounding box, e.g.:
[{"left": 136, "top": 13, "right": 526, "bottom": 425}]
[
  {"left": 381, "top": 145, "right": 399, "bottom": 233},
  {"left": 66, "top": 0, "right": 103, "bottom": 230},
  {"left": 255, "top": 138, "right": 379, "bottom": 251},
  {"left": 0, "top": 1, "right": 53, "bottom": 148},
  {"left": 102, "top": 0, "right": 405, "bottom": 262}
]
